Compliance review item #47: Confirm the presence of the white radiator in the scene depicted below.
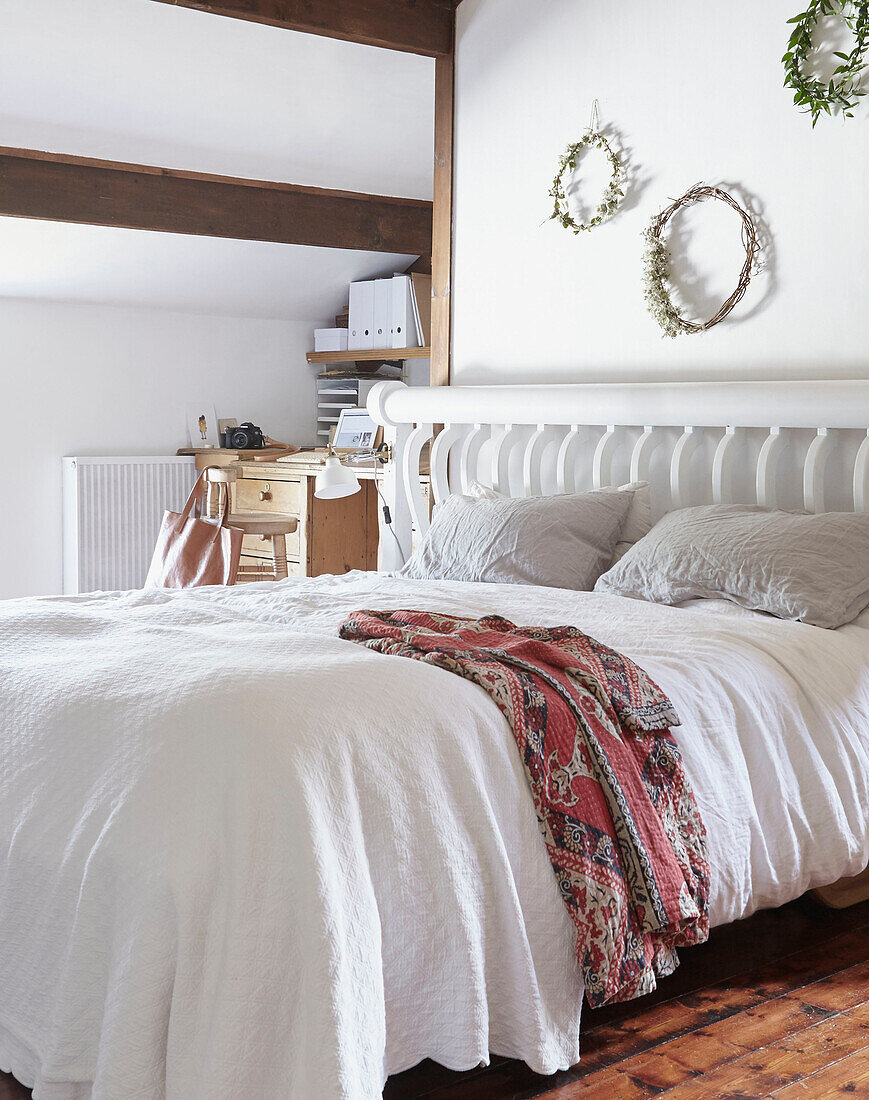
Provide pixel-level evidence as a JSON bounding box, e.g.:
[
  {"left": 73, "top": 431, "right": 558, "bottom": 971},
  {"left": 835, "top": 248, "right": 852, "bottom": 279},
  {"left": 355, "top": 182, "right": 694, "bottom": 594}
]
[{"left": 62, "top": 456, "right": 196, "bottom": 594}]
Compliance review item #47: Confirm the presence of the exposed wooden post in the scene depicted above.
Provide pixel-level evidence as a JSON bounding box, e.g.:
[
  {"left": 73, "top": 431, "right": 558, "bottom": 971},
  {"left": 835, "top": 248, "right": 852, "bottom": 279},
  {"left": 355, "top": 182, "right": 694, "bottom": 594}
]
[{"left": 430, "top": 41, "right": 455, "bottom": 387}]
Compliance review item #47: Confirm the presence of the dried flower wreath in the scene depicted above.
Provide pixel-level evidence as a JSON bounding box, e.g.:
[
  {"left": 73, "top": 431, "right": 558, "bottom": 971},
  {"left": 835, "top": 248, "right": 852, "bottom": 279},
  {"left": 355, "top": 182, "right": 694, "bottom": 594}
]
[
  {"left": 548, "top": 104, "right": 626, "bottom": 233},
  {"left": 642, "top": 185, "right": 761, "bottom": 339}
]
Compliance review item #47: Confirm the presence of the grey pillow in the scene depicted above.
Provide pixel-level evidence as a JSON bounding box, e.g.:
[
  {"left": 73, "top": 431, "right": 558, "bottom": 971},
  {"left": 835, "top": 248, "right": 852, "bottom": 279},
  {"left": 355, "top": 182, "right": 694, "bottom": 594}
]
[
  {"left": 465, "top": 480, "right": 652, "bottom": 564},
  {"left": 595, "top": 504, "right": 869, "bottom": 629},
  {"left": 401, "top": 489, "right": 633, "bottom": 590}
]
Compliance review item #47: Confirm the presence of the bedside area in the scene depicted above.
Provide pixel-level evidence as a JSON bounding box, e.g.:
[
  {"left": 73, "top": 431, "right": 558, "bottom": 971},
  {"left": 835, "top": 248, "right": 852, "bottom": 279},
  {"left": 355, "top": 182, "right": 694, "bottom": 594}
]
[
  {"left": 223, "top": 453, "right": 380, "bottom": 580},
  {"left": 188, "top": 344, "right": 432, "bottom": 582}
]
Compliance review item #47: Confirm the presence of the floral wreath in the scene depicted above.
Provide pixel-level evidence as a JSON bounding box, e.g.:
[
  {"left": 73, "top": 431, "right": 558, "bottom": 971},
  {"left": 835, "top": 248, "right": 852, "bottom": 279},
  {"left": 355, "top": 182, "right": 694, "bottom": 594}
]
[
  {"left": 548, "top": 103, "right": 626, "bottom": 234},
  {"left": 783, "top": 1, "right": 869, "bottom": 127},
  {"left": 642, "top": 184, "right": 761, "bottom": 339}
]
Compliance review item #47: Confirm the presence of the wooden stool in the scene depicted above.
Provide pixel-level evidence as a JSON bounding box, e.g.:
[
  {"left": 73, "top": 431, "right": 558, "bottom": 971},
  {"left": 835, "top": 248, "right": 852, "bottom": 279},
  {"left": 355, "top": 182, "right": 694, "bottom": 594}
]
[{"left": 203, "top": 466, "right": 298, "bottom": 582}]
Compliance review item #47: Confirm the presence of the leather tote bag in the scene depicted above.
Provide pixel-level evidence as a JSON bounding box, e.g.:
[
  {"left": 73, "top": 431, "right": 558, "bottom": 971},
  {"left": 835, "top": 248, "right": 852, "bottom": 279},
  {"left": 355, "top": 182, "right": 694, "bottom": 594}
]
[{"left": 145, "top": 471, "right": 243, "bottom": 588}]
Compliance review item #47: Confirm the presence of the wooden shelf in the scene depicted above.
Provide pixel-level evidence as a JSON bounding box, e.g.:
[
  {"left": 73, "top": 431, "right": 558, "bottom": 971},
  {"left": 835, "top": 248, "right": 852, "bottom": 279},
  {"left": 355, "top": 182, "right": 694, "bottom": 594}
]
[{"left": 306, "top": 346, "right": 431, "bottom": 364}]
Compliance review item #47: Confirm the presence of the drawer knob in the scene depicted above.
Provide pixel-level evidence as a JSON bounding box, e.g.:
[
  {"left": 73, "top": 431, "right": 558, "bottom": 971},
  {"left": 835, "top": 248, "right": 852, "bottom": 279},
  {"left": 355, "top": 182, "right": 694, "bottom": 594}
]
[{"left": 259, "top": 490, "right": 272, "bottom": 502}]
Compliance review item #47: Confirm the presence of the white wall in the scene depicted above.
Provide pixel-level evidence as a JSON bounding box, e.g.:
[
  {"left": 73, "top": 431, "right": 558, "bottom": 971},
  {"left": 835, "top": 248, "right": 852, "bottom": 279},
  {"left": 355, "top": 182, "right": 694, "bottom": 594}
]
[
  {"left": 1, "top": 298, "right": 319, "bottom": 599},
  {"left": 452, "top": 0, "right": 869, "bottom": 384}
]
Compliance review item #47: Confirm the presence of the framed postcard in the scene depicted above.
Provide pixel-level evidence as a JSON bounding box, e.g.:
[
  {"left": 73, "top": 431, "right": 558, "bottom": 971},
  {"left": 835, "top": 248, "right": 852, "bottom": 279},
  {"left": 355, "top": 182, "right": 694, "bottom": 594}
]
[
  {"left": 186, "top": 404, "right": 219, "bottom": 449},
  {"left": 331, "top": 407, "right": 382, "bottom": 452}
]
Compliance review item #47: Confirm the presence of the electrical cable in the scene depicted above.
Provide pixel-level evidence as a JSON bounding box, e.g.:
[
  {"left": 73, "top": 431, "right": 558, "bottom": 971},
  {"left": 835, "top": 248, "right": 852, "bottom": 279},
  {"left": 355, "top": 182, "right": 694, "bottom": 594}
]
[{"left": 373, "top": 478, "right": 407, "bottom": 563}]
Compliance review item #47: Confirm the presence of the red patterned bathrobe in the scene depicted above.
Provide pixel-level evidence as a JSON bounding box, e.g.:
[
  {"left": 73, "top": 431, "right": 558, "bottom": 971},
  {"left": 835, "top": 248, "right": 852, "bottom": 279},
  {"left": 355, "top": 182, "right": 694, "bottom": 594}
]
[{"left": 339, "top": 610, "right": 709, "bottom": 1007}]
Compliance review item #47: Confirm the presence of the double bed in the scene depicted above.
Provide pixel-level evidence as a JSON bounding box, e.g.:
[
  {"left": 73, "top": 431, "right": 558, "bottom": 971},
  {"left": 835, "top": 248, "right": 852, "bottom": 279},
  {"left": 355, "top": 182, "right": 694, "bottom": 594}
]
[{"left": 1, "top": 380, "right": 867, "bottom": 1099}]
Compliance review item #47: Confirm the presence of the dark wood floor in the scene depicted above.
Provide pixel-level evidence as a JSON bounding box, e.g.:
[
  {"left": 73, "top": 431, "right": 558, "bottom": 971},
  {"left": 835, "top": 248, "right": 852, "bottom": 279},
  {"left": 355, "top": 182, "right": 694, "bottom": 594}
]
[
  {"left": 2, "top": 896, "right": 867, "bottom": 1099},
  {"left": 385, "top": 895, "right": 869, "bottom": 1099}
]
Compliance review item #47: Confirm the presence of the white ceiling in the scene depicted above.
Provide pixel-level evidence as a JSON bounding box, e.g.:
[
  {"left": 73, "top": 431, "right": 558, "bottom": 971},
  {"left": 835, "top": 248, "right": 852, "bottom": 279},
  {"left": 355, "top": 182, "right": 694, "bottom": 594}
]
[
  {"left": 0, "top": 0, "right": 435, "bottom": 196},
  {"left": 0, "top": 217, "right": 415, "bottom": 321},
  {"left": 0, "top": 0, "right": 434, "bottom": 319}
]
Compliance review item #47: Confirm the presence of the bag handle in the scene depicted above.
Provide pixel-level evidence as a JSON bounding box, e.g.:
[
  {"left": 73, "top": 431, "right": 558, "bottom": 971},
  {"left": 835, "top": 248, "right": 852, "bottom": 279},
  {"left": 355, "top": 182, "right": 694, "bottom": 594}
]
[
  {"left": 178, "top": 470, "right": 233, "bottom": 543},
  {"left": 202, "top": 466, "right": 235, "bottom": 542},
  {"left": 179, "top": 472, "right": 207, "bottom": 521}
]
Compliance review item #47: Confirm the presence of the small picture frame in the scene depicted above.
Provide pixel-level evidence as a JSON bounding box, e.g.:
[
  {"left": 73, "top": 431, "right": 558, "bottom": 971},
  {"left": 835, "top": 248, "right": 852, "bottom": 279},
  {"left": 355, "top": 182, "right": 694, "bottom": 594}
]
[
  {"left": 186, "top": 404, "right": 219, "bottom": 449},
  {"left": 331, "top": 407, "right": 382, "bottom": 452}
]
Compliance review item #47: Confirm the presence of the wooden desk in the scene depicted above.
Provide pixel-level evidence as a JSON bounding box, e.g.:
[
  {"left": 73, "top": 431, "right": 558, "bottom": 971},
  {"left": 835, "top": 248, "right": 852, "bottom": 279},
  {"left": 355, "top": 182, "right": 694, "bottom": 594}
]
[
  {"left": 199, "top": 449, "right": 429, "bottom": 580},
  {"left": 230, "top": 452, "right": 380, "bottom": 579},
  {"left": 182, "top": 446, "right": 297, "bottom": 470}
]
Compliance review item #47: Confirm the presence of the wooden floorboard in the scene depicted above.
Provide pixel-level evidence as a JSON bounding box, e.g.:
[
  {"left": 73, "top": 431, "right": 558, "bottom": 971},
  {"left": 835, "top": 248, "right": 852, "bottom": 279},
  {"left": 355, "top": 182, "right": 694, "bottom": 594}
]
[
  {"left": 0, "top": 1075, "right": 28, "bottom": 1100},
  {"left": 1, "top": 896, "right": 867, "bottom": 1099},
  {"left": 384, "top": 895, "right": 869, "bottom": 1099}
]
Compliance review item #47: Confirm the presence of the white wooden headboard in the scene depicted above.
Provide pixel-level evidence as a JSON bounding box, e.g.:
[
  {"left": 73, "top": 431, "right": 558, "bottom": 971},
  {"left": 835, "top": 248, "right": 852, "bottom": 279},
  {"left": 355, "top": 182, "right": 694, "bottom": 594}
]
[{"left": 367, "top": 380, "right": 869, "bottom": 570}]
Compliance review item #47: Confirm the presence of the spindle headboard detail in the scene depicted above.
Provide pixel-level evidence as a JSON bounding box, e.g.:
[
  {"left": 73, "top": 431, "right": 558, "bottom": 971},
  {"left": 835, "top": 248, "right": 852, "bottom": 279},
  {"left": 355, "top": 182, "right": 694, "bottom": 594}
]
[{"left": 367, "top": 380, "right": 869, "bottom": 570}]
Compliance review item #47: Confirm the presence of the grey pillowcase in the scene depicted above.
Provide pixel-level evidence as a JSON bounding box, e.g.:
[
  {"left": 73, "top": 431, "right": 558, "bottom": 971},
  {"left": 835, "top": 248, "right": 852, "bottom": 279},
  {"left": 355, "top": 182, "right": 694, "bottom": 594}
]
[
  {"left": 465, "top": 480, "right": 652, "bottom": 565},
  {"left": 595, "top": 504, "right": 869, "bottom": 629},
  {"left": 400, "top": 489, "right": 633, "bottom": 590}
]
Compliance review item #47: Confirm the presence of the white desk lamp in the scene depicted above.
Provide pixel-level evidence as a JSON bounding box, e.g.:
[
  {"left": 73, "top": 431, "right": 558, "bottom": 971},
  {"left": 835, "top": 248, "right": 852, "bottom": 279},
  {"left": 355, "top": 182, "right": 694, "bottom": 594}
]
[{"left": 314, "top": 442, "right": 391, "bottom": 500}]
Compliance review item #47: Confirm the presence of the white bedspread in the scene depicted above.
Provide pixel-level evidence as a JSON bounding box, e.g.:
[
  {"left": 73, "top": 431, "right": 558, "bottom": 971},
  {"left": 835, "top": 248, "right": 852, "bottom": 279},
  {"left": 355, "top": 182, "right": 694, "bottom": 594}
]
[{"left": 1, "top": 573, "right": 867, "bottom": 1099}]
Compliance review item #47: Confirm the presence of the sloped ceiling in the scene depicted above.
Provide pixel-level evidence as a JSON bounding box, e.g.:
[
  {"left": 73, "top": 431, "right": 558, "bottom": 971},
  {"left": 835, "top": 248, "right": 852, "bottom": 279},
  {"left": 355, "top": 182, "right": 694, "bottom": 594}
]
[{"left": 0, "top": 0, "right": 435, "bottom": 320}]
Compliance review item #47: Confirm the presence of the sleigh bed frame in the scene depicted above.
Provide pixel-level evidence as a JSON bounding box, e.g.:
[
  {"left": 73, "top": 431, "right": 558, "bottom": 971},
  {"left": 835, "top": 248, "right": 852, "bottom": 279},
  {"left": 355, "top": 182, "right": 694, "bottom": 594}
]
[{"left": 368, "top": 377, "right": 869, "bottom": 907}]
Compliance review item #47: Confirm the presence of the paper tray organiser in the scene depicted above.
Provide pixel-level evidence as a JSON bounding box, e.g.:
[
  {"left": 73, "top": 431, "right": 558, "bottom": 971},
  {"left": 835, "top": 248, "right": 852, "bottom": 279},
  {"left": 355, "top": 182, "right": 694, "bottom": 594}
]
[{"left": 316, "top": 376, "right": 385, "bottom": 439}]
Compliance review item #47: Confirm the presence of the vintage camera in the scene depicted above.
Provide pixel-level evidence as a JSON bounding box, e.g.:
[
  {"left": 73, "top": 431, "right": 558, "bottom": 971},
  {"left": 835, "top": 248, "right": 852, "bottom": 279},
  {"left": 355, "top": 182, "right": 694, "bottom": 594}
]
[{"left": 223, "top": 422, "right": 266, "bottom": 449}]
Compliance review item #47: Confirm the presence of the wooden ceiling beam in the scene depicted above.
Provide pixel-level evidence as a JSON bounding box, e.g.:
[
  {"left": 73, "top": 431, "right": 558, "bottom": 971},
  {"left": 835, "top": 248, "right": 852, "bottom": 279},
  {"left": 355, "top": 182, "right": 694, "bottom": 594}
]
[
  {"left": 149, "top": 0, "right": 454, "bottom": 57},
  {"left": 0, "top": 147, "right": 433, "bottom": 255}
]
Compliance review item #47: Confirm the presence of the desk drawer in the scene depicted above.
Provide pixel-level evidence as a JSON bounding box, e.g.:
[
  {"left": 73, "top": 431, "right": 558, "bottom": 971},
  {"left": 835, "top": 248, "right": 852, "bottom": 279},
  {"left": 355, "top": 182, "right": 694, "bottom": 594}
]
[
  {"left": 234, "top": 476, "right": 302, "bottom": 515},
  {"left": 240, "top": 530, "right": 301, "bottom": 560}
]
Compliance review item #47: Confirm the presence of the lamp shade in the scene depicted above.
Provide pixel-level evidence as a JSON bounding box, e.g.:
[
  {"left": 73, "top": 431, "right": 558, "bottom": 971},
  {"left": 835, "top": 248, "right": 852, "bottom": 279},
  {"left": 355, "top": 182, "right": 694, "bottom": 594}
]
[{"left": 314, "top": 456, "right": 361, "bottom": 499}]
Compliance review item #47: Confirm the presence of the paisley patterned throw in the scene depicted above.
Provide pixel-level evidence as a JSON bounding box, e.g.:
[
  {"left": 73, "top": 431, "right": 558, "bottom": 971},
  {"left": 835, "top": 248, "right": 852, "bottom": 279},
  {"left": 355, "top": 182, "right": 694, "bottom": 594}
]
[{"left": 339, "top": 610, "right": 710, "bottom": 1007}]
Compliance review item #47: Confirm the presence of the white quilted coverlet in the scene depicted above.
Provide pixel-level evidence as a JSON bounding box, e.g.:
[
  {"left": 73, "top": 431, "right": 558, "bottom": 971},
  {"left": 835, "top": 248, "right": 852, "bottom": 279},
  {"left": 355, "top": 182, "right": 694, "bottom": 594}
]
[{"left": 1, "top": 573, "right": 867, "bottom": 1099}]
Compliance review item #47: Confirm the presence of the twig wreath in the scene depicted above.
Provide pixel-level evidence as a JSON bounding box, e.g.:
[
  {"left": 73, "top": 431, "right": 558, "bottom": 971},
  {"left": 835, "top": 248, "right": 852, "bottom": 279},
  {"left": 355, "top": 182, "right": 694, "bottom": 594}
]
[
  {"left": 642, "top": 184, "right": 761, "bottom": 339},
  {"left": 783, "top": 1, "right": 868, "bottom": 126},
  {"left": 548, "top": 103, "right": 626, "bottom": 233}
]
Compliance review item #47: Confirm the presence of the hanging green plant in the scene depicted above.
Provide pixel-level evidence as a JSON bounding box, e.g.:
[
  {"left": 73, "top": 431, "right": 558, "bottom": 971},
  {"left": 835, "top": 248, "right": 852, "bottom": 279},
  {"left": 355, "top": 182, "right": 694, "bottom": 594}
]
[
  {"left": 548, "top": 104, "right": 626, "bottom": 233},
  {"left": 783, "top": 1, "right": 869, "bottom": 126}
]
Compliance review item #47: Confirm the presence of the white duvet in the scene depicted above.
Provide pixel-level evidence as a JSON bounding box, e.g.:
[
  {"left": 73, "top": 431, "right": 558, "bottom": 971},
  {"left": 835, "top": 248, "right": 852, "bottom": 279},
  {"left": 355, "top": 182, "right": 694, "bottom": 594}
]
[{"left": 0, "top": 573, "right": 867, "bottom": 1100}]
